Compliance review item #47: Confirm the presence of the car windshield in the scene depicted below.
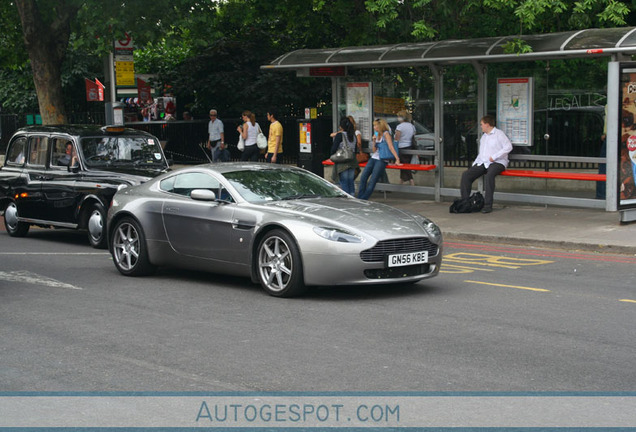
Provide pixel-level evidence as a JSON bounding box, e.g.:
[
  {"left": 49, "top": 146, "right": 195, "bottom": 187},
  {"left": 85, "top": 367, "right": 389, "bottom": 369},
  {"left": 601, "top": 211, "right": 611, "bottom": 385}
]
[
  {"left": 224, "top": 168, "right": 347, "bottom": 203},
  {"left": 80, "top": 136, "right": 166, "bottom": 168}
]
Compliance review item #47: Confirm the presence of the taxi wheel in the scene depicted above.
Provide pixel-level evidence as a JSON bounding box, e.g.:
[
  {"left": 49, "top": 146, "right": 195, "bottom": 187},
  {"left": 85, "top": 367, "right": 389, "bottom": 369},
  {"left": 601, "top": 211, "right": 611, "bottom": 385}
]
[
  {"left": 110, "top": 217, "right": 155, "bottom": 276},
  {"left": 256, "top": 229, "right": 307, "bottom": 297},
  {"left": 87, "top": 203, "right": 107, "bottom": 249},
  {"left": 3, "top": 201, "right": 30, "bottom": 237}
]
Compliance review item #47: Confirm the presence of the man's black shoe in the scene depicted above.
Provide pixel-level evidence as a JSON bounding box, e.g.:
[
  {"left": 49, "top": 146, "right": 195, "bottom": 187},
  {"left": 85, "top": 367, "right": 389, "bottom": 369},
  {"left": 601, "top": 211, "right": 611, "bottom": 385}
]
[{"left": 481, "top": 206, "right": 492, "bottom": 214}]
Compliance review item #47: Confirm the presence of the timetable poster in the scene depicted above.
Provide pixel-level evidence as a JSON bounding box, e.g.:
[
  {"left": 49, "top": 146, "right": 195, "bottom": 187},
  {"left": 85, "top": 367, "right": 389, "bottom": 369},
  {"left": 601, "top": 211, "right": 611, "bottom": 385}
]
[
  {"left": 618, "top": 67, "right": 636, "bottom": 208},
  {"left": 497, "top": 77, "right": 534, "bottom": 146},
  {"left": 346, "top": 82, "right": 373, "bottom": 141}
]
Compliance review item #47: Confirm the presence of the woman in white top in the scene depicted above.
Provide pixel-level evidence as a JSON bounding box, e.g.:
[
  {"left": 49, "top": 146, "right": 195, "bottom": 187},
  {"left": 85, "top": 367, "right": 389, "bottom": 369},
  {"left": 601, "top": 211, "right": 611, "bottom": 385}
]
[
  {"left": 394, "top": 109, "right": 417, "bottom": 185},
  {"left": 237, "top": 110, "right": 261, "bottom": 162}
]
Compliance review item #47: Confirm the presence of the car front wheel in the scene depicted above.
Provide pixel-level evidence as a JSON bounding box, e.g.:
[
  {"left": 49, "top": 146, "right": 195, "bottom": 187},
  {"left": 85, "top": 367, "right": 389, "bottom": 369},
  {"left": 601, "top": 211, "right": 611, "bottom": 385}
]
[
  {"left": 256, "top": 229, "right": 306, "bottom": 297},
  {"left": 3, "top": 201, "right": 30, "bottom": 237},
  {"left": 87, "top": 203, "right": 107, "bottom": 249},
  {"left": 110, "top": 217, "right": 155, "bottom": 276}
]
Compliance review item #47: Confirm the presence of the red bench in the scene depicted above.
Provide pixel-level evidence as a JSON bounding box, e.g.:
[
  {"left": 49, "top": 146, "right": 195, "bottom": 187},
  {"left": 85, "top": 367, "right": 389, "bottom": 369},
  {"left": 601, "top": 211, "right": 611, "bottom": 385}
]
[
  {"left": 322, "top": 159, "right": 436, "bottom": 171},
  {"left": 500, "top": 170, "right": 606, "bottom": 181}
]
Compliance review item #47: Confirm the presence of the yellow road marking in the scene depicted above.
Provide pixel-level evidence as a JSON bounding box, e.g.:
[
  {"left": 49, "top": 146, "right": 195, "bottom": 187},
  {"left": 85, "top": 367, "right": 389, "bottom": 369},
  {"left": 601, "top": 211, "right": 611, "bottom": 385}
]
[
  {"left": 465, "top": 280, "right": 550, "bottom": 292},
  {"left": 441, "top": 264, "right": 495, "bottom": 274},
  {"left": 619, "top": 299, "right": 636, "bottom": 304}
]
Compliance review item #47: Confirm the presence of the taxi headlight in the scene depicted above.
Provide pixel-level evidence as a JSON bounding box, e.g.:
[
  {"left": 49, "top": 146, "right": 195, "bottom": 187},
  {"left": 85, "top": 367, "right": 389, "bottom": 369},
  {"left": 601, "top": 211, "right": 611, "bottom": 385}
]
[{"left": 313, "top": 227, "right": 363, "bottom": 243}]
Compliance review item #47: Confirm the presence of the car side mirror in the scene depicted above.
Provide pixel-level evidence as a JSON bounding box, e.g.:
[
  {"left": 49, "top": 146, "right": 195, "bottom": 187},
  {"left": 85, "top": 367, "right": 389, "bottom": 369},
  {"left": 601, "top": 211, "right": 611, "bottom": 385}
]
[
  {"left": 190, "top": 189, "right": 216, "bottom": 201},
  {"left": 68, "top": 160, "right": 80, "bottom": 173}
]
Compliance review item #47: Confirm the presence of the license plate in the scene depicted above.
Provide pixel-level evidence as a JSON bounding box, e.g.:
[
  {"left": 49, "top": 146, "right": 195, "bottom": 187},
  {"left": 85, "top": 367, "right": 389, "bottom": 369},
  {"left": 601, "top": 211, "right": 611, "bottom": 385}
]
[{"left": 387, "top": 251, "right": 429, "bottom": 267}]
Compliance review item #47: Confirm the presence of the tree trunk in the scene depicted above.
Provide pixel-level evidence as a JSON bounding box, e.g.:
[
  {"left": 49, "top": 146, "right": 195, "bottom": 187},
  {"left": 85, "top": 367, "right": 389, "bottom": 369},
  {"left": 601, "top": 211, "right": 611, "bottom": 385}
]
[{"left": 15, "top": 0, "right": 78, "bottom": 125}]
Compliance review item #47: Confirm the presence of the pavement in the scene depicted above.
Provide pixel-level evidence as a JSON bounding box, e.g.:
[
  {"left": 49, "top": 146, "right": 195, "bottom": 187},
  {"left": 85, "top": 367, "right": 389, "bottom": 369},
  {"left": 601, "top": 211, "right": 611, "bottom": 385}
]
[{"left": 369, "top": 192, "right": 636, "bottom": 255}]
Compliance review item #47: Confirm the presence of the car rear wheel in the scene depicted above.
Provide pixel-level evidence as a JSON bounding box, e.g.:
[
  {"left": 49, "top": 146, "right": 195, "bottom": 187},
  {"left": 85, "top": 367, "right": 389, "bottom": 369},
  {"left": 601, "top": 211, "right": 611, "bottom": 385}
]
[
  {"left": 3, "top": 201, "right": 30, "bottom": 237},
  {"left": 257, "top": 229, "right": 306, "bottom": 297},
  {"left": 87, "top": 203, "right": 107, "bottom": 249},
  {"left": 110, "top": 217, "right": 155, "bottom": 276}
]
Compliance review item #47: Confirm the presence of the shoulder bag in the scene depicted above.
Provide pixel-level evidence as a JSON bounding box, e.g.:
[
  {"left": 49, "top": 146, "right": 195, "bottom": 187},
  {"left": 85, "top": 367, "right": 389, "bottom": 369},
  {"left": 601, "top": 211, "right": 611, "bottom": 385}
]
[
  {"left": 256, "top": 124, "right": 268, "bottom": 150},
  {"left": 330, "top": 132, "right": 354, "bottom": 163}
]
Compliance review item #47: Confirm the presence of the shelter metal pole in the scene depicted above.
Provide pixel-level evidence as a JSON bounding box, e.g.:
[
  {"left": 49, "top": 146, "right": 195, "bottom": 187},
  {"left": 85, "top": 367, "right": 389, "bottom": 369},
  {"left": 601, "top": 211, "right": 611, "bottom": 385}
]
[
  {"left": 473, "top": 61, "right": 488, "bottom": 194},
  {"left": 429, "top": 64, "right": 443, "bottom": 202},
  {"left": 606, "top": 60, "right": 620, "bottom": 212},
  {"left": 332, "top": 77, "right": 340, "bottom": 133}
]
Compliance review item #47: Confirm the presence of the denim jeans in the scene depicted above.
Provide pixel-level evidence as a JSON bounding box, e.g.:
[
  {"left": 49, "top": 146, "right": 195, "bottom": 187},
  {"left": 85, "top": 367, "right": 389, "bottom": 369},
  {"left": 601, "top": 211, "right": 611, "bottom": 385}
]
[
  {"left": 357, "top": 158, "right": 387, "bottom": 200},
  {"left": 339, "top": 168, "right": 355, "bottom": 195}
]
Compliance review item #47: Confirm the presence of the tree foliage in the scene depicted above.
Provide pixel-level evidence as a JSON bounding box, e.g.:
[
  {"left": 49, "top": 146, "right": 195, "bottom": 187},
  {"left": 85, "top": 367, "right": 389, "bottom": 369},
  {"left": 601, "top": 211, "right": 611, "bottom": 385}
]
[{"left": 0, "top": 0, "right": 633, "bottom": 124}]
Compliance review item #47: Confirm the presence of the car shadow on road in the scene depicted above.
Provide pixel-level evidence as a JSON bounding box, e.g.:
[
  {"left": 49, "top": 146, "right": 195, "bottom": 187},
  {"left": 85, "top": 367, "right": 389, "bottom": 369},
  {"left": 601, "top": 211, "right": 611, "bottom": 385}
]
[
  {"left": 1, "top": 228, "right": 90, "bottom": 248},
  {"left": 305, "top": 282, "right": 443, "bottom": 301},
  {"left": 153, "top": 268, "right": 443, "bottom": 301}
]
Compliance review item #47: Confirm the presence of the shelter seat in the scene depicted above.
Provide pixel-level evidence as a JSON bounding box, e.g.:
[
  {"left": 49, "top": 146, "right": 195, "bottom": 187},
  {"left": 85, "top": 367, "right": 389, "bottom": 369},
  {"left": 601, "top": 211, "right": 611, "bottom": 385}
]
[
  {"left": 500, "top": 169, "right": 606, "bottom": 181},
  {"left": 322, "top": 159, "right": 436, "bottom": 171}
]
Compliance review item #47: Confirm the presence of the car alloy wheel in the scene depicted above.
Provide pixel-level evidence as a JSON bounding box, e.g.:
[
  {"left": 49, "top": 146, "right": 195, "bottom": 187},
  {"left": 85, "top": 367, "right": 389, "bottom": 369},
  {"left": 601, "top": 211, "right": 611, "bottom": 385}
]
[
  {"left": 257, "top": 229, "right": 306, "bottom": 297},
  {"left": 87, "top": 203, "right": 107, "bottom": 249},
  {"left": 3, "top": 201, "right": 30, "bottom": 237},
  {"left": 111, "top": 217, "right": 155, "bottom": 276}
]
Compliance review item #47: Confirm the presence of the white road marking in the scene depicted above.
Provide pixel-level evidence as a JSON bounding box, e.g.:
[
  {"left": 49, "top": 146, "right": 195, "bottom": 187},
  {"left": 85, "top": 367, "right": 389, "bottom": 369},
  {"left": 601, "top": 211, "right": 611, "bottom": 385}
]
[
  {"left": 0, "top": 252, "right": 108, "bottom": 255},
  {"left": 0, "top": 271, "right": 82, "bottom": 290}
]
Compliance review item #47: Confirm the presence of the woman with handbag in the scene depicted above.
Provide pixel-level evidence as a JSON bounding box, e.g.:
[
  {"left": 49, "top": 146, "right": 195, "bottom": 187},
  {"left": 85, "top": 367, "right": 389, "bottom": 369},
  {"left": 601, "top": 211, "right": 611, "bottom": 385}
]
[
  {"left": 357, "top": 118, "right": 401, "bottom": 200},
  {"left": 330, "top": 117, "right": 358, "bottom": 195},
  {"left": 237, "top": 110, "right": 261, "bottom": 162}
]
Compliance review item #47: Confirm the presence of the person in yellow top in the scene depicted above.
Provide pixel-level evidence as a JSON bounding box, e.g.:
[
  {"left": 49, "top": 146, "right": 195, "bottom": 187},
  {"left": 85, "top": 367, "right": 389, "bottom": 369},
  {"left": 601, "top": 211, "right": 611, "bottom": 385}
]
[{"left": 266, "top": 108, "right": 283, "bottom": 163}]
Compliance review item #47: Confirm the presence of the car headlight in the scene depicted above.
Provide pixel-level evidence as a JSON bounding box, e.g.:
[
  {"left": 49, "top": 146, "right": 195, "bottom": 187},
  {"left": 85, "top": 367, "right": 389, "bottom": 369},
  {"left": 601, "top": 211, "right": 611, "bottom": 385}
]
[
  {"left": 413, "top": 215, "right": 442, "bottom": 243},
  {"left": 313, "top": 226, "right": 363, "bottom": 243}
]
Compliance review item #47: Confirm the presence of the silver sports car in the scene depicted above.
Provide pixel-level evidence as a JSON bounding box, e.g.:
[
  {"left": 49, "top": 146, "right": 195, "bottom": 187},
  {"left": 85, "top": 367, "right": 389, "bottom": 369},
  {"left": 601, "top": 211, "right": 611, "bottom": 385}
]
[{"left": 107, "top": 163, "right": 443, "bottom": 297}]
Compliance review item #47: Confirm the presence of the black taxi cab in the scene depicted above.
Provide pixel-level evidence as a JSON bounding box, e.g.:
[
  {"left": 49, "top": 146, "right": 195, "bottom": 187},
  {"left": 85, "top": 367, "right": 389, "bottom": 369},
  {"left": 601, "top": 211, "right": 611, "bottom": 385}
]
[{"left": 0, "top": 125, "right": 170, "bottom": 248}]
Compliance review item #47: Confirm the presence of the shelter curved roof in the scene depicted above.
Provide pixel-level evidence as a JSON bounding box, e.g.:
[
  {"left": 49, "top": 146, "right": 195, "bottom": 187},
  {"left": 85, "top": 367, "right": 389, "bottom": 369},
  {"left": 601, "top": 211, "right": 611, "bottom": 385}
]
[{"left": 263, "top": 27, "right": 636, "bottom": 70}]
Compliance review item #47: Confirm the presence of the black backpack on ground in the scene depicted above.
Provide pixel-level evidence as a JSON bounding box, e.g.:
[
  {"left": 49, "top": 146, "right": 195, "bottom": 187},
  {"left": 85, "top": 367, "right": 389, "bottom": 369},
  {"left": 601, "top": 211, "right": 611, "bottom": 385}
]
[{"left": 449, "top": 192, "right": 485, "bottom": 213}]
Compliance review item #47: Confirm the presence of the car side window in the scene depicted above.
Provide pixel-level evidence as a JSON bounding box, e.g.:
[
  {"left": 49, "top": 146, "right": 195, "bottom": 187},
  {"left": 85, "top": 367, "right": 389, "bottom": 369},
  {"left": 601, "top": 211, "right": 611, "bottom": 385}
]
[
  {"left": 5, "top": 137, "right": 27, "bottom": 166},
  {"left": 172, "top": 172, "right": 220, "bottom": 197},
  {"left": 27, "top": 136, "right": 49, "bottom": 167},
  {"left": 160, "top": 172, "right": 233, "bottom": 202},
  {"left": 51, "top": 138, "right": 75, "bottom": 168}
]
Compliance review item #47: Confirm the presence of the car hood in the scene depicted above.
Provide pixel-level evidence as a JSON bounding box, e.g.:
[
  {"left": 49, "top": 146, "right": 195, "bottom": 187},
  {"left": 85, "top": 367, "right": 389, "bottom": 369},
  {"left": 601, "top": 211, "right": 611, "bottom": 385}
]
[
  {"left": 85, "top": 166, "right": 167, "bottom": 185},
  {"left": 260, "top": 197, "right": 427, "bottom": 239}
]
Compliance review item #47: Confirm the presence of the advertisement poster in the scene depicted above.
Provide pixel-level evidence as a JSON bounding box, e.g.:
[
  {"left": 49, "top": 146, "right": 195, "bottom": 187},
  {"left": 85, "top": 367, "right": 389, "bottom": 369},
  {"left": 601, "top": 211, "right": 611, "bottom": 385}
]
[
  {"left": 619, "top": 67, "right": 636, "bottom": 208},
  {"left": 497, "top": 78, "right": 534, "bottom": 146},
  {"left": 346, "top": 82, "right": 372, "bottom": 141}
]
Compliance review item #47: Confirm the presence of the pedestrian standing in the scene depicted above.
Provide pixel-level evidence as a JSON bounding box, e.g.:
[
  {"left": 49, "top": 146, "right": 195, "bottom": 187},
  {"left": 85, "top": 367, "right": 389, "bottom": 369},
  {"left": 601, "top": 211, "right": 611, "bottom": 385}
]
[
  {"left": 238, "top": 110, "right": 260, "bottom": 162},
  {"left": 266, "top": 109, "right": 283, "bottom": 163},
  {"left": 459, "top": 115, "right": 512, "bottom": 213},
  {"left": 207, "top": 109, "right": 225, "bottom": 162}
]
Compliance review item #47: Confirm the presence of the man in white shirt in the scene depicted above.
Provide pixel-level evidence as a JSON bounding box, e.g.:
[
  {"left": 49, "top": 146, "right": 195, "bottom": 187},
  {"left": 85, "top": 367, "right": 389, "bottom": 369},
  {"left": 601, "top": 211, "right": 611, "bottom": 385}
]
[
  {"left": 459, "top": 115, "right": 512, "bottom": 213},
  {"left": 206, "top": 109, "right": 225, "bottom": 162}
]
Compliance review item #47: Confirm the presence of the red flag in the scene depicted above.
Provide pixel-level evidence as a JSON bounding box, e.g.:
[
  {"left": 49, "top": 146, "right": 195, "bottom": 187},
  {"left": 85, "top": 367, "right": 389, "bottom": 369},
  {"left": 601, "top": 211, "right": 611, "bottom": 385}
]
[{"left": 95, "top": 78, "right": 105, "bottom": 101}]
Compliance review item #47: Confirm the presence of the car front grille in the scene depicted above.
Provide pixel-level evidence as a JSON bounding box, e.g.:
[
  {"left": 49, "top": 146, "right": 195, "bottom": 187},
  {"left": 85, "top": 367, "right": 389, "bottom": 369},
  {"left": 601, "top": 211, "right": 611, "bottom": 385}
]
[
  {"left": 360, "top": 237, "right": 439, "bottom": 263},
  {"left": 364, "top": 264, "right": 431, "bottom": 279}
]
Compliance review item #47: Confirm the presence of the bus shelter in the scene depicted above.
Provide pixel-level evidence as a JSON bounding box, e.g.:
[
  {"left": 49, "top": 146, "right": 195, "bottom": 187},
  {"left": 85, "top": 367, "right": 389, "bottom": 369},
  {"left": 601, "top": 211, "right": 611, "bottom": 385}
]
[{"left": 263, "top": 27, "right": 636, "bottom": 217}]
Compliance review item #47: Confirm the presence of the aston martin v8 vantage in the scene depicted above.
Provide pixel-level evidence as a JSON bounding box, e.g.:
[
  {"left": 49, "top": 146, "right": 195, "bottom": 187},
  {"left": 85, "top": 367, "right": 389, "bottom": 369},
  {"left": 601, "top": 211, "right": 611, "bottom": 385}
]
[{"left": 107, "top": 163, "right": 442, "bottom": 297}]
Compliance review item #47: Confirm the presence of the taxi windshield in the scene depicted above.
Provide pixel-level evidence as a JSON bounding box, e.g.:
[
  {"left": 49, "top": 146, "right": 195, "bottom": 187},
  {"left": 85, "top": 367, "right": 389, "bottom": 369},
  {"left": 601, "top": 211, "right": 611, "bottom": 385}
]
[{"left": 80, "top": 136, "right": 166, "bottom": 168}]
